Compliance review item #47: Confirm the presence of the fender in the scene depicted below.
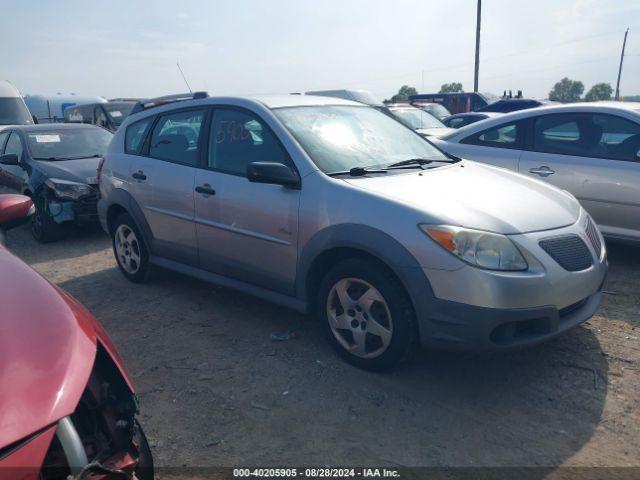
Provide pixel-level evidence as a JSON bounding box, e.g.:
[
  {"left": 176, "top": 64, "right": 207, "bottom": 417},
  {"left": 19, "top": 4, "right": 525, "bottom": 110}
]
[
  {"left": 99, "top": 188, "right": 154, "bottom": 249},
  {"left": 296, "top": 223, "right": 436, "bottom": 318}
]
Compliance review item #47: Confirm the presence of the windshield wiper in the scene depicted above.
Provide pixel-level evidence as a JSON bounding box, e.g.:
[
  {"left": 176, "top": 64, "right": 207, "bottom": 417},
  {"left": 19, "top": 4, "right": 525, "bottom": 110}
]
[
  {"left": 327, "top": 166, "right": 388, "bottom": 177},
  {"left": 385, "top": 157, "right": 459, "bottom": 169}
]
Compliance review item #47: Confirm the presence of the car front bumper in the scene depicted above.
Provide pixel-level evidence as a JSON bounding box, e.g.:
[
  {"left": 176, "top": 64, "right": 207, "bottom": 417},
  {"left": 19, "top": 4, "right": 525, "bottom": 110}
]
[{"left": 413, "top": 210, "right": 607, "bottom": 350}]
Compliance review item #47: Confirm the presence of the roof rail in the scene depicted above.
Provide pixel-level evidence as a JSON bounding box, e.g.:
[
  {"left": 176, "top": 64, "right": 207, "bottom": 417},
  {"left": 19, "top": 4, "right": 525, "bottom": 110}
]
[{"left": 130, "top": 91, "right": 209, "bottom": 114}]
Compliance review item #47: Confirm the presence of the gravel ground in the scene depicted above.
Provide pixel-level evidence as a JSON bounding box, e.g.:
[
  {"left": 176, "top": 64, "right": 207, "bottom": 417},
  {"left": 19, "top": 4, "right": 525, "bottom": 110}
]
[{"left": 5, "top": 225, "right": 640, "bottom": 475}]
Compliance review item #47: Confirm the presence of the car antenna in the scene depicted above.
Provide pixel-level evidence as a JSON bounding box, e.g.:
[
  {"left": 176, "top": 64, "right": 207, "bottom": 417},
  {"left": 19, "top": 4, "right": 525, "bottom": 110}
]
[{"left": 176, "top": 60, "right": 193, "bottom": 94}]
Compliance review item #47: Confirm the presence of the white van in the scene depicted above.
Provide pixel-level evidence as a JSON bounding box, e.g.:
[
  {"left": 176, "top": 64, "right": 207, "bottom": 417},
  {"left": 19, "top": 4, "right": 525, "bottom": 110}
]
[{"left": 0, "top": 81, "right": 33, "bottom": 126}]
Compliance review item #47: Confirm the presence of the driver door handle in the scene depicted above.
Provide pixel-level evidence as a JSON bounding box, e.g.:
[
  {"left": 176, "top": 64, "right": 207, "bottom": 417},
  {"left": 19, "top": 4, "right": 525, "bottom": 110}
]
[
  {"left": 529, "top": 166, "right": 555, "bottom": 177},
  {"left": 132, "top": 170, "right": 147, "bottom": 181},
  {"left": 195, "top": 184, "right": 216, "bottom": 196}
]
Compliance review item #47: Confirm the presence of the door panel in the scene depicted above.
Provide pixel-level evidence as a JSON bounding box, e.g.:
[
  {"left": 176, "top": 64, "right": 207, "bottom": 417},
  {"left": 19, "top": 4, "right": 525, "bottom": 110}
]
[
  {"left": 127, "top": 108, "right": 205, "bottom": 265},
  {"left": 0, "top": 132, "right": 26, "bottom": 192},
  {"left": 194, "top": 108, "right": 300, "bottom": 294},
  {"left": 132, "top": 159, "right": 198, "bottom": 265},
  {"left": 520, "top": 113, "right": 640, "bottom": 240},
  {"left": 194, "top": 170, "right": 299, "bottom": 293}
]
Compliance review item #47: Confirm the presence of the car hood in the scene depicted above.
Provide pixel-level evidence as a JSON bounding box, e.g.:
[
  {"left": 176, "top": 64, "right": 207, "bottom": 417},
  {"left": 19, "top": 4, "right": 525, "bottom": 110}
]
[
  {"left": 417, "top": 127, "right": 456, "bottom": 138},
  {"left": 344, "top": 161, "right": 580, "bottom": 234},
  {"left": 33, "top": 157, "right": 102, "bottom": 184},
  {"left": 0, "top": 246, "right": 132, "bottom": 448}
]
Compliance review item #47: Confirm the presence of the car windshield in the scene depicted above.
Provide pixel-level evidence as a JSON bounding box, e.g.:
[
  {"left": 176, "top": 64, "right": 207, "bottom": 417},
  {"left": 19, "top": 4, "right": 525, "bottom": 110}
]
[
  {"left": 103, "top": 103, "right": 135, "bottom": 126},
  {"left": 27, "top": 128, "right": 113, "bottom": 160},
  {"left": 390, "top": 108, "right": 445, "bottom": 130},
  {"left": 421, "top": 103, "right": 451, "bottom": 119},
  {"left": 274, "top": 105, "right": 448, "bottom": 173},
  {"left": 0, "top": 98, "right": 34, "bottom": 125}
]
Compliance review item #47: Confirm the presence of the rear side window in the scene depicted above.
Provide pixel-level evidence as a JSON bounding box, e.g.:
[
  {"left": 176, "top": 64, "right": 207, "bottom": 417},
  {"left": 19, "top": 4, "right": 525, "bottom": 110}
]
[
  {"left": 208, "top": 109, "right": 288, "bottom": 176},
  {"left": 462, "top": 121, "right": 523, "bottom": 149},
  {"left": 149, "top": 109, "right": 204, "bottom": 166},
  {"left": 533, "top": 113, "right": 640, "bottom": 161},
  {"left": 125, "top": 117, "right": 154, "bottom": 154}
]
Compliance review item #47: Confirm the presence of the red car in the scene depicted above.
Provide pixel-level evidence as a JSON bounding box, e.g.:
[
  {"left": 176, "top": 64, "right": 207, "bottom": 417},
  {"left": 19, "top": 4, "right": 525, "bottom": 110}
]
[{"left": 0, "top": 194, "right": 153, "bottom": 480}]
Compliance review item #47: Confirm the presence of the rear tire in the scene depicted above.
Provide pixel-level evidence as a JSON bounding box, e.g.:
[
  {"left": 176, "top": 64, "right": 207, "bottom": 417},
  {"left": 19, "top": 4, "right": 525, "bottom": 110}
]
[
  {"left": 31, "top": 198, "right": 67, "bottom": 243},
  {"left": 111, "top": 213, "right": 151, "bottom": 283},
  {"left": 317, "top": 258, "right": 417, "bottom": 371}
]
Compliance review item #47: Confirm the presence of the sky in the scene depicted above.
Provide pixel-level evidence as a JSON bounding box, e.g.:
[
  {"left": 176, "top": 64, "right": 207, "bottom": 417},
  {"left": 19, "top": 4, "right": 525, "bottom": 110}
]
[{"left": 2, "top": 0, "right": 639, "bottom": 101}]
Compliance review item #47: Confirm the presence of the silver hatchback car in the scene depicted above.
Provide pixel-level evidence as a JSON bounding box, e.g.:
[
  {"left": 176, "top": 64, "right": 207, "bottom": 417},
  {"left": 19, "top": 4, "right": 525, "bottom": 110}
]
[
  {"left": 432, "top": 102, "right": 640, "bottom": 244},
  {"left": 98, "top": 93, "right": 607, "bottom": 370}
]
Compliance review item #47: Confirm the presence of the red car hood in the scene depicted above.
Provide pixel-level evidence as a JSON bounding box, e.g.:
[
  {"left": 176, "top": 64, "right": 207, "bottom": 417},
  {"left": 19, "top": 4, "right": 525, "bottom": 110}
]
[{"left": 0, "top": 246, "right": 133, "bottom": 449}]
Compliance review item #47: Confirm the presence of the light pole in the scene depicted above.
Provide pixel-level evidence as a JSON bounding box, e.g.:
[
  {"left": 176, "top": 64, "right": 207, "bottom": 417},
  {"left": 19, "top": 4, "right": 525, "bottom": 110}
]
[
  {"left": 474, "top": 0, "right": 482, "bottom": 92},
  {"left": 615, "top": 28, "right": 629, "bottom": 100}
]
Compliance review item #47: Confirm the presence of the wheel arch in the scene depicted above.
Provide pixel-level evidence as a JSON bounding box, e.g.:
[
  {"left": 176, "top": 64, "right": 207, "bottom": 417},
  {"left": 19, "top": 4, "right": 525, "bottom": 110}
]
[
  {"left": 102, "top": 188, "right": 154, "bottom": 249},
  {"left": 298, "top": 224, "right": 434, "bottom": 320}
]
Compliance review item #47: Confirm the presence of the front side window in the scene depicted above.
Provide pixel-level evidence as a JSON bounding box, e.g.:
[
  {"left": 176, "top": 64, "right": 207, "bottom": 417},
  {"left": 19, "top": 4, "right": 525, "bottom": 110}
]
[
  {"left": 5, "top": 132, "right": 23, "bottom": 157},
  {"left": 149, "top": 109, "right": 204, "bottom": 166},
  {"left": 533, "top": 113, "right": 640, "bottom": 161},
  {"left": 208, "top": 109, "right": 288, "bottom": 176},
  {"left": 462, "top": 122, "right": 522, "bottom": 149},
  {"left": 0, "top": 131, "right": 9, "bottom": 152},
  {"left": 274, "top": 105, "right": 448, "bottom": 174},
  {"left": 593, "top": 114, "right": 640, "bottom": 161},
  {"left": 26, "top": 128, "right": 112, "bottom": 160}
]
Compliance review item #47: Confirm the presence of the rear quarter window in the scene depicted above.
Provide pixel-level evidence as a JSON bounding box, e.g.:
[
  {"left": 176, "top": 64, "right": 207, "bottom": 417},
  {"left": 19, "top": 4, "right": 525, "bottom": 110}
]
[{"left": 125, "top": 116, "right": 154, "bottom": 154}]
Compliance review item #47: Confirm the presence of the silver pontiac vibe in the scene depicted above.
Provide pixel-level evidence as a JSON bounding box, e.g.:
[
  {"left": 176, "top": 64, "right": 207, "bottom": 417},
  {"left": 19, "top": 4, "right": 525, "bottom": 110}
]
[{"left": 98, "top": 93, "right": 607, "bottom": 370}]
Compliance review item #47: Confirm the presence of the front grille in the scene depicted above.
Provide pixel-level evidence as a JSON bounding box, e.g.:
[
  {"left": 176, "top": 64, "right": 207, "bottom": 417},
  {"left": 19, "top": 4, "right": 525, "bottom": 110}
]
[
  {"left": 585, "top": 216, "right": 602, "bottom": 257},
  {"left": 539, "top": 235, "right": 593, "bottom": 271},
  {"left": 73, "top": 193, "right": 99, "bottom": 216}
]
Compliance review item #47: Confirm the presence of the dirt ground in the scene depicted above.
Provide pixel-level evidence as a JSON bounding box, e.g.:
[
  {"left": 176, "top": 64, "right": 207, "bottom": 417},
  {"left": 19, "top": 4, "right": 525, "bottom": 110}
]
[{"left": 5, "top": 225, "right": 640, "bottom": 473}]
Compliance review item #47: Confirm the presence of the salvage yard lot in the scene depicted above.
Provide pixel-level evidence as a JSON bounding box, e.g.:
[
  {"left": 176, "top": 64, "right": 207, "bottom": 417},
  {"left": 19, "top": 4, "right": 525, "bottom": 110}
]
[{"left": 6, "top": 226, "right": 640, "bottom": 469}]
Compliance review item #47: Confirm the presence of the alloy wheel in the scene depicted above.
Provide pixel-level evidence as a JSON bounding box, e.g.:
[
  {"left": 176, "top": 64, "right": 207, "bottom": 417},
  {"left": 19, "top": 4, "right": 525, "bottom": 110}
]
[{"left": 114, "top": 224, "right": 142, "bottom": 275}]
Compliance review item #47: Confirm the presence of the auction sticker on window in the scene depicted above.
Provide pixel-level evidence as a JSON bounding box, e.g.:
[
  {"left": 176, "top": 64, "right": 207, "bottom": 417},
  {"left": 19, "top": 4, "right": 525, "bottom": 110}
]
[
  {"left": 110, "top": 110, "right": 122, "bottom": 117},
  {"left": 33, "top": 134, "right": 61, "bottom": 143}
]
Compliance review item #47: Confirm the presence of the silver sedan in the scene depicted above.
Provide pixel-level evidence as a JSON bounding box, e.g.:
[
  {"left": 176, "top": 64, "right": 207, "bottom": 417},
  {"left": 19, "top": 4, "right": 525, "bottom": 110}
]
[{"left": 432, "top": 102, "right": 640, "bottom": 244}]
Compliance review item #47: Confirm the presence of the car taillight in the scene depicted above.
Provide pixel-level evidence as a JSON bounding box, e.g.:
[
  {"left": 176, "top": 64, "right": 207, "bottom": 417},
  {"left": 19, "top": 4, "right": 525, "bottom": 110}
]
[{"left": 96, "top": 158, "right": 105, "bottom": 183}]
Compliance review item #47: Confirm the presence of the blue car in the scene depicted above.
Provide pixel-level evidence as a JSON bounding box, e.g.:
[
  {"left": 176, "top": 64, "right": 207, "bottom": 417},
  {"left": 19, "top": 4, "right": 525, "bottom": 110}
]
[{"left": 0, "top": 123, "right": 112, "bottom": 242}]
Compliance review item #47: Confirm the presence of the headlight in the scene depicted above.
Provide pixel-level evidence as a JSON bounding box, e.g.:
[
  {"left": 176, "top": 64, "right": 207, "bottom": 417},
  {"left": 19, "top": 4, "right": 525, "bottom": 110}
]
[
  {"left": 419, "top": 224, "right": 528, "bottom": 271},
  {"left": 44, "top": 178, "right": 94, "bottom": 200}
]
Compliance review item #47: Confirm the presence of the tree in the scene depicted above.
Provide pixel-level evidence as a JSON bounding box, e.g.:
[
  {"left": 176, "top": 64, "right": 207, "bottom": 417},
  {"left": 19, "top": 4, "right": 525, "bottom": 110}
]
[
  {"left": 439, "top": 82, "right": 464, "bottom": 93},
  {"left": 585, "top": 83, "right": 613, "bottom": 102},
  {"left": 391, "top": 85, "right": 418, "bottom": 102},
  {"left": 548, "top": 77, "right": 584, "bottom": 103}
]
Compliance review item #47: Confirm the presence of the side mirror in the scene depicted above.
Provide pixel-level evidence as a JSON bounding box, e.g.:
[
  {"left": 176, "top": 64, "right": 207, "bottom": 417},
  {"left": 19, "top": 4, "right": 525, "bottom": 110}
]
[
  {"left": 32, "top": 114, "right": 39, "bottom": 124},
  {"left": 0, "top": 153, "right": 19, "bottom": 166},
  {"left": 636, "top": 148, "right": 640, "bottom": 161},
  {"left": 0, "top": 195, "right": 34, "bottom": 239},
  {"left": 247, "top": 162, "right": 300, "bottom": 188}
]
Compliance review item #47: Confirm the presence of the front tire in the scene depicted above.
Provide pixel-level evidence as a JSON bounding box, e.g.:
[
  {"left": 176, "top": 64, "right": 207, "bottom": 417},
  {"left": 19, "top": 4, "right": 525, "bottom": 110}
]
[
  {"left": 317, "top": 258, "right": 417, "bottom": 371},
  {"left": 111, "top": 213, "right": 151, "bottom": 283},
  {"left": 31, "top": 198, "right": 67, "bottom": 243}
]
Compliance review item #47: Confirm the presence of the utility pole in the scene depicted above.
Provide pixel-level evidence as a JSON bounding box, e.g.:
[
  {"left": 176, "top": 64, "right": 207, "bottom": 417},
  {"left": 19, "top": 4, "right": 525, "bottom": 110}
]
[
  {"left": 474, "top": 0, "right": 482, "bottom": 92},
  {"left": 615, "top": 28, "right": 629, "bottom": 100}
]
